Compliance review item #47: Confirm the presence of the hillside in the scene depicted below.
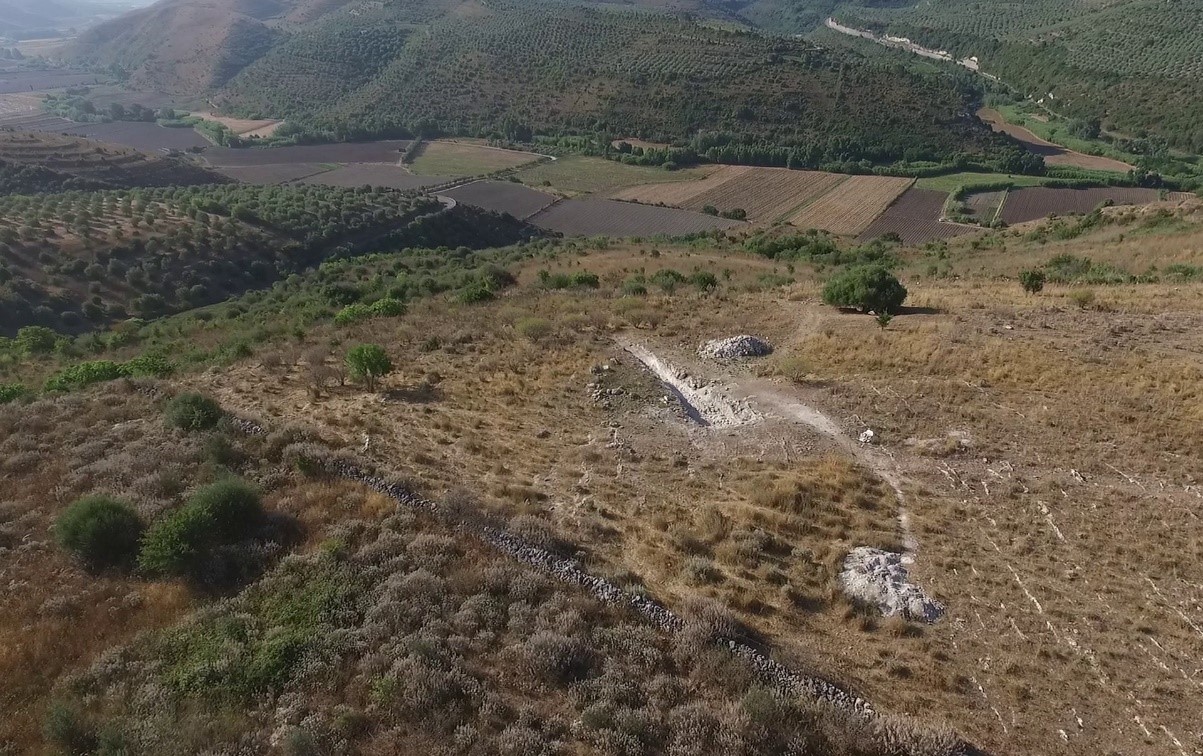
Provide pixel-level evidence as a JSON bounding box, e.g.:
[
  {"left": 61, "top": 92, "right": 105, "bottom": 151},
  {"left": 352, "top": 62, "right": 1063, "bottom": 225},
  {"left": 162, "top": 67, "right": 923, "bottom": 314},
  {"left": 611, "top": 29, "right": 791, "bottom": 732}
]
[
  {"left": 3, "top": 202, "right": 1202, "bottom": 753},
  {"left": 0, "top": 129, "right": 228, "bottom": 191},
  {"left": 0, "top": 184, "right": 532, "bottom": 335},
  {"left": 69, "top": 0, "right": 1019, "bottom": 169},
  {"left": 831, "top": 0, "right": 1203, "bottom": 152}
]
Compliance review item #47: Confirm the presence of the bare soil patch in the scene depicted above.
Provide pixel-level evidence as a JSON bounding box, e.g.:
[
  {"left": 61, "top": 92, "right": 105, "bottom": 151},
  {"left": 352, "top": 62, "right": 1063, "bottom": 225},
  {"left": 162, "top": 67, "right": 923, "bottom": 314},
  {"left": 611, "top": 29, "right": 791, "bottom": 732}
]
[
  {"left": 529, "top": 198, "right": 742, "bottom": 236},
  {"left": 856, "top": 188, "right": 977, "bottom": 244},
  {"left": 440, "top": 180, "right": 558, "bottom": 219},
  {"left": 59, "top": 121, "right": 210, "bottom": 152},
  {"left": 977, "top": 107, "right": 1133, "bottom": 172},
  {"left": 1000, "top": 186, "right": 1184, "bottom": 225},
  {"left": 216, "top": 163, "right": 334, "bottom": 184},
  {"left": 189, "top": 111, "right": 282, "bottom": 138},
  {"left": 300, "top": 163, "right": 450, "bottom": 190},
  {"left": 202, "top": 140, "right": 412, "bottom": 167}
]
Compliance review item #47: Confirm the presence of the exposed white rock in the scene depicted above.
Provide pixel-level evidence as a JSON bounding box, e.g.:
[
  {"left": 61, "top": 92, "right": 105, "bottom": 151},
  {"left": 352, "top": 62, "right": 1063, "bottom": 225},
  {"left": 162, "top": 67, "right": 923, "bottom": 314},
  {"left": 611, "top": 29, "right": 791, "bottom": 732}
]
[{"left": 698, "top": 335, "right": 773, "bottom": 359}]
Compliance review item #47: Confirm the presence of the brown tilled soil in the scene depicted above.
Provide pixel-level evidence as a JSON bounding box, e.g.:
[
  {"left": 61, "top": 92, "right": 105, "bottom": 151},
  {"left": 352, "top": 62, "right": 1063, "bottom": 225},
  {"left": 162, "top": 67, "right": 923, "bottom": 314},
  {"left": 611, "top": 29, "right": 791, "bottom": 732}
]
[{"left": 977, "top": 108, "right": 1133, "bottom": 172}]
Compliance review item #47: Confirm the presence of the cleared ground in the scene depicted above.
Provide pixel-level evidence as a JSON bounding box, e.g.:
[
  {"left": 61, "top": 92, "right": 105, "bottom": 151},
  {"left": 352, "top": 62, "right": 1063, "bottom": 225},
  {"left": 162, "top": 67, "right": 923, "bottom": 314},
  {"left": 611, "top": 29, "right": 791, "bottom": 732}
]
[
  {"left": 516, "top": 155, "right": 713, "bottom": 196},
  {"left": 528, "top": 198, "right": 743, "bottom": 236},
  {"left": 188, "top": 111, "right": 282, "bottom": 138},
  {"left": 408, "top": 140, "right": 541, "bottom": 177},
  {"left": 202, "top": 141, "right": 412, "bottom": 167},
  {"left": 300, "top": 164, "right": 449, "bottom": 190},
  {"left": 789, "top": 175, "right": 914, "bottom": 235},
  {"left": 440, "top": 180, "right": 558, "bottom": 219},
  {"left": 614, "top": 165, "right": 851, "bottom": 224},
  {"left": 999, "top": 186, "right": 1192, "bottom": 225},
  {"left": 857, "top": 187, "right": 977, "bottom": 244},
  {"left": 978, "top": 108, "right": 1133, "bottom": 172}
]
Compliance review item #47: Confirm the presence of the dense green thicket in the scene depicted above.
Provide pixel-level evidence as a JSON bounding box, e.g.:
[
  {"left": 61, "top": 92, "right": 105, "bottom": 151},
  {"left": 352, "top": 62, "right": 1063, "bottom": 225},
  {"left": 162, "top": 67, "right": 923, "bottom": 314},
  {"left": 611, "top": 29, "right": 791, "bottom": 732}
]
[
  {"left": 0, "top": 184, "right": 534, "bottom": 336},
  {"left": 139, "top": 479, "right": 265, "bottom": 577},
  {"left": 835, "top": 0, "right": 1203, "bottom": 152},
  {"left": 822, "top": 265, "right": 908, "bottom": 314},
  {"left": 218, "top": 0, "right": 1018, "bottom": 170}
]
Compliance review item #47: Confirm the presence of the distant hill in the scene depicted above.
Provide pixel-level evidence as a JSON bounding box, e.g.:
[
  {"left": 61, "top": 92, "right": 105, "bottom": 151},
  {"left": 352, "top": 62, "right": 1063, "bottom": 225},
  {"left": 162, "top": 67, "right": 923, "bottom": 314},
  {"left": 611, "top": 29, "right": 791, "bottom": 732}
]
[
  {"left": 65, "top": 0, "right": 1027, "bottom": 169},
  {"left": 0, "top": 0, "right": 150, "bottom": 39},
  {"left": 831, "top": 0, "right": 1203, "bottom": 152}
]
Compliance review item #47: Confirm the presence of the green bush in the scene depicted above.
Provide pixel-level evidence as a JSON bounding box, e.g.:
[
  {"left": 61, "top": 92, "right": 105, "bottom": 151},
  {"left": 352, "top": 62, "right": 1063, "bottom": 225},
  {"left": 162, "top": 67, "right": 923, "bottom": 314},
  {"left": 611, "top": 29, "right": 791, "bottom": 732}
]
[
  {"left": 44, "top": 360, "right": 125, "bottom": 392},
  {"left": 16, "top": 325, "right": 59, "bottom": 355},
  {"left": 55, "top": 495, "right": 144, "bottom": 570},
  {"left": 369, "top": 297, "right": 407, "bottom": 316},
  {"left": 0, "top": 382, "right": 29, "bottom": 404},
  {"left": 139, "top": 480, "right": 264, "bottom": 577},
  {"left": 334, "top": 302, "right": 372, "bottom": 325},
  {"left": 821, "top": 265, "right": 908, "bottom": 314},
  {"left": 650, "top": 269, "right": 685, "bottom": 293},
  {"left": 165, "top": 393, "right": 224, "bottom": 431},
  {"left": 1019, "top": 269, "right": 1046, "bottom": 294},
  {"left": 689, "top": 271, "right": 719, "bottom": 290},
  {"left": 345, "top": 344, "right": 392, "bottom": 391}
]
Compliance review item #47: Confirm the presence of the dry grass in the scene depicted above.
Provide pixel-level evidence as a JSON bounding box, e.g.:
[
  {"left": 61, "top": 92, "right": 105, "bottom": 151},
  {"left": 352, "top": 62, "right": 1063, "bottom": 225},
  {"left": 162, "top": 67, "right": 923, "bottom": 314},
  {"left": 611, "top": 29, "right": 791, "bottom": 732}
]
[
  {"left": 789, "top": 175, "right": 915, "bottom": 235},
  {"left": 409, "top": 140, "right": 540, "bottom": 176}
]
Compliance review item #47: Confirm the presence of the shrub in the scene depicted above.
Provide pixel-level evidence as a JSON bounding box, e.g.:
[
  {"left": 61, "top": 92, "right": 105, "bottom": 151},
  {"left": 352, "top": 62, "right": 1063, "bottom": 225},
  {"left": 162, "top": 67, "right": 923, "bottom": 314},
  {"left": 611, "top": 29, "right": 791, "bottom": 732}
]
[
  {"left": 165, "top": 393, "right": 223, "bottom": 431},
  {"left": 1069, "top": 288, "right": 1096, "bottom": 309},
  {"left": 44, "top": 701, "right": 95, "bottom": 754},
  {"left": 334, "top": 302, "right": 372, "bottom": 325},
  {"left": 139, "top": 479, "right": 263, "bottom": 576},
  {"left": 650, "top": 268, "right": 686, "bottom": 293},
  {"left": 55, "top": 495, "right": 144, "bottom": 570},
  {"left": 822, "top": 265, "right": 907, "bottom": 314},
  {"left": 1019, "top": 269, "right": 1046, "bottom": 294},
  {"left": 369, "top": 297, "right": 407, "bottom": 317},
  {"left": 345, "top": 344, "right": 392, "bottom": 391},
  {"left": 16, "top": 325, "right": 58, "bottom": 354},
  {"left": 689, "top": 271, "right": 718, "bottom": 291},
  {"left": 0, "top": 382, "right": 29, "bottom": 404},
  {"left": 515, "top": 317, "right": 554, "bottom": 341}
]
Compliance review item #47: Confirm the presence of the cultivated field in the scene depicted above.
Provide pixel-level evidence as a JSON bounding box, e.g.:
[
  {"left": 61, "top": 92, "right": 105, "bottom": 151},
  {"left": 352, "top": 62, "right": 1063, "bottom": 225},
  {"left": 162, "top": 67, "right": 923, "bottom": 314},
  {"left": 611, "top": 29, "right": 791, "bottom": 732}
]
[
  {"left": 962, "top": 190, "right": 1006, "bottom": 224},
  {"left": 298, "top": 164, "right": 449, "bottom": 190},
  {"left": 202, "top": 141, "right": 412, "bottom": 167},
  {"left": 999, "top": 186, "right": 1192, "bottom": 225},
  {"left": 0, "top": 130, "right": 224, "bottom": 187},
  {"left": 440, "top": 180, "right": 558, "bottom": 219},
  {"left": 615, "top": 165, "right": 853, "bottom": 224},
  {"left": 409, "top": 140, "right": 541, "bottom": 177},
  {"left": 857, "top": 187, "right": 976, "bottom": 244},
  {"left": 60, "top": 121, "right": 211, "bottom": 152},
  {"left": 789, "top": 175, "right": 915, "bottom": 235},
  {"left": 529, "top": 198, "right": 742, "bottom": 236},
  {"left": 516, "top": 155, "right": 713, "bottom": 196},
  {"left": 977, "top": 108, "right": 1133, "bottom": 172},
  {"left": 188, "top": 112, "right": 282, "bottom": 138},
  {"left": 215, "top": 163, "right": 334, "bottom": 184},
  {"left": 0, "top": 70, "right": 104, "bottom": 94}
]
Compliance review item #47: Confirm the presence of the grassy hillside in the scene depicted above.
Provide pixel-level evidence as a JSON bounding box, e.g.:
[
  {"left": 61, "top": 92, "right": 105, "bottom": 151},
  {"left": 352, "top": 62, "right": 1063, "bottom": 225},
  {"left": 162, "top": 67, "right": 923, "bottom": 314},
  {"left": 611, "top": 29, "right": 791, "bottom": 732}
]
[
  {"left": 0, "top": 184, "right": 532, "bottom": 336},
  {"left": 832, "top": 0, "right": 1203, "bottom": 152}
]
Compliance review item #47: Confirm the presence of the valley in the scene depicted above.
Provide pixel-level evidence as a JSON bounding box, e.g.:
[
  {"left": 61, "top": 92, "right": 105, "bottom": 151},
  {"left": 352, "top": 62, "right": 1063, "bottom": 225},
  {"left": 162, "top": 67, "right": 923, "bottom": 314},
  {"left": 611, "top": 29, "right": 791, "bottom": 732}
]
[{"left": 2, "top": 0, "right": 1203, "bottom": 753}]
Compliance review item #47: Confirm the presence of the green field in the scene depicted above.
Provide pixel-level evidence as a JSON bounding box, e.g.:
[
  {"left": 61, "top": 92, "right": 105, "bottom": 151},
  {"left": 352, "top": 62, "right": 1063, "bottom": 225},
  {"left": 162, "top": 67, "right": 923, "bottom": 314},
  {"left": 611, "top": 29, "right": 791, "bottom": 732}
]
[{"left": 915, "top": 172, "right": 1050, "bottom": 193}]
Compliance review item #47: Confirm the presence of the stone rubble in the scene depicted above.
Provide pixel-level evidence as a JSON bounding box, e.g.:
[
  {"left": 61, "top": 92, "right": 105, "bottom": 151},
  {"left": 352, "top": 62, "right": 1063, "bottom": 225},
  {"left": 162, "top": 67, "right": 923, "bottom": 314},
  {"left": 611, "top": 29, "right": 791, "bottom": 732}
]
[{"left": 698, "top": 334, "right": 773, "bottom": 360}]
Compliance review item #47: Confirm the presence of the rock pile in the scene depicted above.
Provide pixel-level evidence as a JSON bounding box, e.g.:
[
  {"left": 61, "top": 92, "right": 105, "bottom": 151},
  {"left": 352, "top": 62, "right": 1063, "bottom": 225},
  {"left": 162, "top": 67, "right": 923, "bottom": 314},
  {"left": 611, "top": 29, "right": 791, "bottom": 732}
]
[
  {"left": 698, "top": 334, "right": 773, "bottom": 359},
  {"left": 839, "top": 547, "right": 945, "bottom": 623}
]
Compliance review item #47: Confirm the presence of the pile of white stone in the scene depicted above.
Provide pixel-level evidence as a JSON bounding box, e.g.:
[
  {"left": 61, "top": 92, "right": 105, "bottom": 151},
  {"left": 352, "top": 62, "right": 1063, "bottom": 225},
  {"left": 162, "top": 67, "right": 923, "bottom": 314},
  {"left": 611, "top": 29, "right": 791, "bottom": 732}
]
[
  {"left": 698, "top": 335, "right": 773, "bottom": 360},
  {"left": 840, "top": 547, "right": 945, "bottom": 623}
]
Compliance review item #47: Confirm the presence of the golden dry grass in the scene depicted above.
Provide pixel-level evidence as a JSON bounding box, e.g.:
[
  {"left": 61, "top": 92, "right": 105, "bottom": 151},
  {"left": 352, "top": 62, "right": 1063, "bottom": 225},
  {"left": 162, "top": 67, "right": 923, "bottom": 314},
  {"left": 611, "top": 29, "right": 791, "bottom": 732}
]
[
  {"left": 409, "top": 140, "right": 540, "bottom": 176},
  {"left": 788, "top": 175, "right": 915, "bottom": 235}
]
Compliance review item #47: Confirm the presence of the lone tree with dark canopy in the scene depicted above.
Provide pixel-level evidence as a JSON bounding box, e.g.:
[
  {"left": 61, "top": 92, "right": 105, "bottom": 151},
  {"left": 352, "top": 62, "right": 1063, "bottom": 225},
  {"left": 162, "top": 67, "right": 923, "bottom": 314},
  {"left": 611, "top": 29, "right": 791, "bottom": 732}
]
[
  {"left": 822, "top": 265, "right": 908, "bottom": 314},
  {"left": 1020, "top": 269, "right": 1046, "bottom": 295},
  {"left": 346, "top": 344, "right": 393, "bottom": 392}
]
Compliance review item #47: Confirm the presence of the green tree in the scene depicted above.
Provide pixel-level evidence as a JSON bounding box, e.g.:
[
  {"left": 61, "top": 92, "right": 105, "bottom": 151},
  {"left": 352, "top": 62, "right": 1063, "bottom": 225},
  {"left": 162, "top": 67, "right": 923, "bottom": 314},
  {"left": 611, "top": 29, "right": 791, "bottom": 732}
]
[
  {"left": 1019, "top": 269, "right": 1046, "bottom": 295},
  {"left": 822, "top": 265, "right": 908, "bottom": 314},
  {"left": 55, "top": 495, "right": 144, "bottom": 570},
  {"left": 345, "top": 344, "right": 392, "bottom": 392}
]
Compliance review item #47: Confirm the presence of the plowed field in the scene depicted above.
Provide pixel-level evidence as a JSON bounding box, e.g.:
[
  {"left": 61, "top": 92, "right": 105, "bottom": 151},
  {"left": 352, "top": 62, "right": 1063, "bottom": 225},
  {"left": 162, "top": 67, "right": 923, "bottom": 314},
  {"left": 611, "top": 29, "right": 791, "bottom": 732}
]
[
  {"left": 529, "top": 199, "right": 742, "bottom": 237},
  {"left": 788, "top": 175, "right": 914, "bottom": 235},
  {"left": 612, "top": 166, "right": 847, "bottom": 223},
  {"left": 856, "top": 188, "right": 977, "bottom": 245}
]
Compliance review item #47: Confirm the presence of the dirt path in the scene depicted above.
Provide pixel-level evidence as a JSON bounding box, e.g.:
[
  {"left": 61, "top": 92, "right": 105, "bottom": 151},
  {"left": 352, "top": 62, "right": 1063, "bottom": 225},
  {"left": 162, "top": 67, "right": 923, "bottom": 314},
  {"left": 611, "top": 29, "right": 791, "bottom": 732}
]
[{"left": 976, "top": 108, "right": 1132, "bottom": 172}]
